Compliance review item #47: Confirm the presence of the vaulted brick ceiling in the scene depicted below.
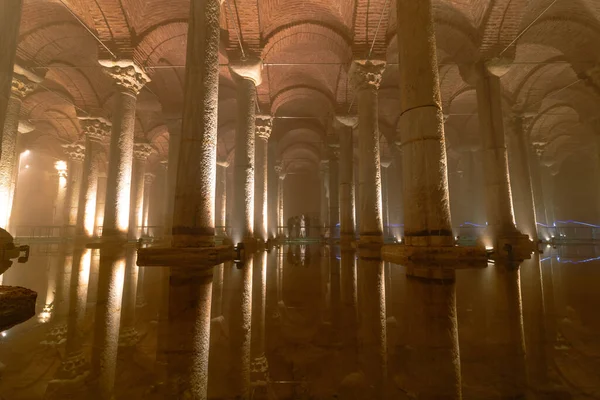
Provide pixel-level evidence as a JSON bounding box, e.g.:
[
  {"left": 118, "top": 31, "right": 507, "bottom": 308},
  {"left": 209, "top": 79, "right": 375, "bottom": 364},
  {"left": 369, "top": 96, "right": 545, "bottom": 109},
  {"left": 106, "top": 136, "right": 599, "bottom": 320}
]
[{"left": 15, "top": 0, "right": 600, "bottom": 174}]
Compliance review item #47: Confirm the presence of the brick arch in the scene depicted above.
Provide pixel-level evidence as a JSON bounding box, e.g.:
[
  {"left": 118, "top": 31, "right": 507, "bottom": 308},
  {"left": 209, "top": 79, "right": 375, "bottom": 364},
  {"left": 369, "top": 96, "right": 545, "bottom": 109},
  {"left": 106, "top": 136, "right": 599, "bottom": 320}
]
[
  {"left": 44, "top": 61, "right": 103, "bottom": 112},
  {"left": 271, "top": 85, "right": 335, "bottom": 116}
]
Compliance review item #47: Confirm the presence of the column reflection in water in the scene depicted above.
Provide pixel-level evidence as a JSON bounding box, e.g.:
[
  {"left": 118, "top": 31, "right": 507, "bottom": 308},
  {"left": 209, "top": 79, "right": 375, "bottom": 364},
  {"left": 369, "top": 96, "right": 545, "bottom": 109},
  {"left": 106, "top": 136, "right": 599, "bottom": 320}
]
[
  {"left": 354, "top": 253, "right": 387, "bottom": 399},
  {"left": 458, "top": 263, "right": 526, "bottom": 398},
  {"left": 42, "top": 247, "right": 71, "bottom": 345},
  {"left": 119, "top": 249, "right": 139, "bottom": 346},
  {"left": 251, "top": 251, "right": 269, "bottom": 386},
  {"left": 165, "top": 266, "right": 213, "bottom": 399},
  {"left": 520, "top": 253, "right": 549, "bottom": 389},
  {"left": 53, "top": 249, "right": 92, "bottom": 380},
  {"left": 85, "top": 249, "right": 100, "bottom": 322},
  {"left": 229, "top": 255, "right": 253, "bottom": 399},
  {"left": 339, "top": 249, "right": 359, "bottom": 385},
  {"left": 90, "top": 247, "right": 127, "bottom": 400},
  {"left": 396, "top": 267, "right": 461, "bottom": 399}
]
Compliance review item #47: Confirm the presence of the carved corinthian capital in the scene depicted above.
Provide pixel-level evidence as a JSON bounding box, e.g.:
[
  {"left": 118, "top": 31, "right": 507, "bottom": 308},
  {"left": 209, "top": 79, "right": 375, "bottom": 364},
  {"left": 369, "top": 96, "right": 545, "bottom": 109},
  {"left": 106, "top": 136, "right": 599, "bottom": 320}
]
[
  {"left": 255, "top": 115, "right": 273, "bottom": 140},
  {"left": 99, "top": 60, "right": 151, "bottom": 95},
  {"left": 350, "top": 60, "right": 386, "bottom": 91},
  {"left": 133, "top": 142, "right": 154, "bottom": 161},
  {"left": 11, "top": 65, "right": 43, "bottom": 99},
  {"left": 63, "top": 142, "right": 86, "bottom": 162},
  {"left": 79, "top": 116, "right": 112, "bottom": 143}
]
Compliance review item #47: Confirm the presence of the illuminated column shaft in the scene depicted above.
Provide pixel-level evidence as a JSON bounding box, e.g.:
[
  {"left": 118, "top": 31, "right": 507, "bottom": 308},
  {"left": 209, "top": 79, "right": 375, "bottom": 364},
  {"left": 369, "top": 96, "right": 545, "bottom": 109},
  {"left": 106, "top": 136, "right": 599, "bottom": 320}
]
[
  {"left": 0, "top": 68, "right": 41, "bottom": 229},
  {"left": 351, "top": 61, "right": 386, "bottom": 243},
  {"left": 337, "top": 116, "right": 357, "bottom": 243},
  {"left": 267, "top": 141, "right": 278, "bottom": 239},
  {"left": 0, "top": 0, "right": 22, "bottom": 132},
  {"left": 129, "top": 142, "right": 153, "bottom": 239},
  {"left": 54, "top": 169, "right": 68, "bottom": 226},
  {"left": 163, "top": 121, "right": 181, "bottom": 240},
  {"left": 216, "top": 161, "right": 229, "bottom": 235},
  {"left": 380, "top": 160, "right": 391, "bottom": 238},
  {"left": 63, "top": 144, "right": 85, "bottom": 233},
  {"left": 319, "top": 161, "right": 329, "bottom": 237},
  {"left": 251, "top": 252, "right": 268, "bottom": 383},
  {"left": 254, "top": 116, "right": 272, "bottom": 242},
  {"left": 95, "top": 175, "right": 107, "bottom": 236},
  {"left": 474, "top": 62, "right": 522, "bottom": 245},
  {"left": 507, "top": 115, "right": 538, "bottom": 241},
  {"left": 7, "top": 121, "right": 32, "bottom": 233},
  {"left": 230, "top": 59, "right": 262, "bottom": 243},
  {"left": 99, "top": 61, "right": 149, "bottom": 240},
  {"left": 142, "top": 172, "right": 155, "bottom": 229},
  {"left": 328, "top": 148, "right": 340, "bottom": 238},
  {"left": 275, "top": 164, "right": 285, "bottom": 237},
  {"left": 396, "top": 0, "right": 454, "bottom": 245},
  {"left": 76, "top": 117, "right": 110, "bottom": 237}
]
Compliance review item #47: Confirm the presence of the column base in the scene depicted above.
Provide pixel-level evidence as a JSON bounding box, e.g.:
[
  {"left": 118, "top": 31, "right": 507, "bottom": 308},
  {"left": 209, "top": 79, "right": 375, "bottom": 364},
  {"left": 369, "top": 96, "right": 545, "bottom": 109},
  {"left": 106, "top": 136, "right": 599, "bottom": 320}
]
[
  {"left": 492, "top": 234, "right": 534, "bottom": 261},
  {"left": 381, "top": 243, "right": 487, "bottom": 265},
  {"left": 51, "top": 352, "right": 90, "bottom": 382},
  {"left": 119, "top": 326, "right": 140, "bottom": 347},
  {"left": 41, "top": 322, "right": 68, "bottom": 346}
]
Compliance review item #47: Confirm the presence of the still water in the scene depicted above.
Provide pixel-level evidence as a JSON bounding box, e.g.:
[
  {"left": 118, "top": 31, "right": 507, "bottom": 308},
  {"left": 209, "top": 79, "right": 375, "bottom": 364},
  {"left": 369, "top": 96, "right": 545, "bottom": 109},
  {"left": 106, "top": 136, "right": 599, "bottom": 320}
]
[{"left": 0, "top": 243, "right": 599, "bottom": 399}]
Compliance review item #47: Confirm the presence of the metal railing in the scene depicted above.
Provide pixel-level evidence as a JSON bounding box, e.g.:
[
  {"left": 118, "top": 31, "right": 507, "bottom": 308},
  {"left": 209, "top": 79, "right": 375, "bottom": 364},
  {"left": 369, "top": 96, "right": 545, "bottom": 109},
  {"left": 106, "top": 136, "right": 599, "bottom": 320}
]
[{"left": 14, "top": 225, "right": 63, "bottom": 239}]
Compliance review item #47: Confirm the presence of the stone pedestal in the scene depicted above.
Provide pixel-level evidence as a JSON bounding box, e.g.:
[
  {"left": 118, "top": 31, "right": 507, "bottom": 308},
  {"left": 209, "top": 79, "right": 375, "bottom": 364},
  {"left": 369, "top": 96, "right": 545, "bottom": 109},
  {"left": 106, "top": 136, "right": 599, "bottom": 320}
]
[
  {"left": 230, "top": 58, "right": 263, "bottom": 245},
  {"left": 351, "top": 60, "right": 386, "bottom": 244},
  {"left": 76, "top": 117, "right": 111, "bottom": 238},
  {"left": 254, "top": 115, "right": 272, "bottom": 242}
]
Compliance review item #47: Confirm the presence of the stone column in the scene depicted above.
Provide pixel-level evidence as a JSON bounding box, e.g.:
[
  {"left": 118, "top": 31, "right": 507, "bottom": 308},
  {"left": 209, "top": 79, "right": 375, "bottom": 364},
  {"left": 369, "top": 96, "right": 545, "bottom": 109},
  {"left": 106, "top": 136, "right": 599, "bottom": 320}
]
[
  {"left": 7, "top": 120, "right": 33, "bottom": 233},
  {"left": 216, "top": 161, "right": 229, "bottom": 236},
  {"left": 76, "top": 117, "right": 111, "bottom": 238},
  {"left": 98, "top": 60, "right": 150, "bottom": 240},
  {"left": 254, "top": 115, "right": 272, "bottom": 242},
  {"left": 129, "top": 142, "right": 153, "bottom": 239},
  {"left": 275, "top": 163, "right": 286, "bottom": 238},
  {"left": 267, "top": 140, "right": 278, "bottom": 239},
  {"left": 91, "top": 60, "right": 149, "bottom": 400},
  {"left": 396, "top": 0, "right": 454, "bottom": 247},
  {"left": 528, "top": 152, "right": 549, "bottom": 238},
  {"left": 0, "top": 67, "right": 41, "bottom": 229},
  {"left": 62, "top": 142, "right": 86, "bottom": 235},
  {"left": 350, "top": 60, "right": 386, "bottom": 244},
  {"left": 53, "top": 163, "right": 68, "bottom": 226},
  {"left": 328, "top": 146, "right": 340, "bottom": 239},
  {"left": 142, "top": 173, "right": 155, "bottom": 230},
  {"left": 229, "top": 58, "right": 263, "bottom": 245},
  {"left": 337, "top": 116, "right": 357, "bottom": 244},
  {"left": 0, "top": 0, "right": 22, "bottom": 132},
  {"left": 319, "top": 161, "right": 330, "bottom": 238},
  {"left": 163, "top": 120, "right": 181, "bottom": 241},
  {"left": 381, "top": 159, "right": 391, "bottom": 239},
  {"left": 472, "top": 61, "right": 529, "bottom": 254},
  {"left": 390, "top": 142, "right": 404, "bottom": 239},
  {"left": 94, "top": 175, "right": 107, "bottom": 236},
  {"left": 507, "top": 114, "right": 538, "bottom": 242},
  {"left": 119, "top": 249, "right": 139, "bottom": 346}
]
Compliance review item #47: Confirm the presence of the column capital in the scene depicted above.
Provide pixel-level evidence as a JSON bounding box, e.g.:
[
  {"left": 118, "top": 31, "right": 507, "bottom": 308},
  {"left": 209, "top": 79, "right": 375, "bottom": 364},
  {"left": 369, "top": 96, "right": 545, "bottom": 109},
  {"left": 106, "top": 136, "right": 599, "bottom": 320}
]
[
  {"left": 144, "top": 173, "right": 156, "bottom": 185},
  {"left": 350, "top": 60, "right": 386, "bottom": 91},
  {"left": 11, "top": 65, "right": 43, "bottom": 99},
  {"left": 381, "top": 158, "right": 392, "bottom": 168},
  {"left": 62, "top": 142, "right": 86, "bottom": 162},
  {"left": 98, "top": 60, "right": 151, "bottom": 95},
  {"left": 160, "top": 159, "right": 168, "bottom": 170},
  {"left": 327, "top": 145, "right": 340, "bottom": 160},
  {"left": 133, "top": 142, "right": 154, "bottom": 161},
  {"left": 217, "top": 160, "right": 230, "bottom": 168},
  {"left": 55, "top": 160, "right": 68, "bottom": 179},
  {"left": 229, "top": 57, "right": 263, "bottom": 86},
  {"left": 320, "top": 159, "right": 329, "bottom": 172},
  {"left": 274, "top": 162, "right": 285, "bottom": 178},
  {"left": 79, "top": 116, "right": 112, "bottom": 143},
  {"left": 334, "top": 115, "right": 358, "bottom": 128},
  {"left": 255, "top": 115, "right": 273, "bottom": 140},
  {"left": 18, "top": 120, "right": 35, "bottom": 134}
]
